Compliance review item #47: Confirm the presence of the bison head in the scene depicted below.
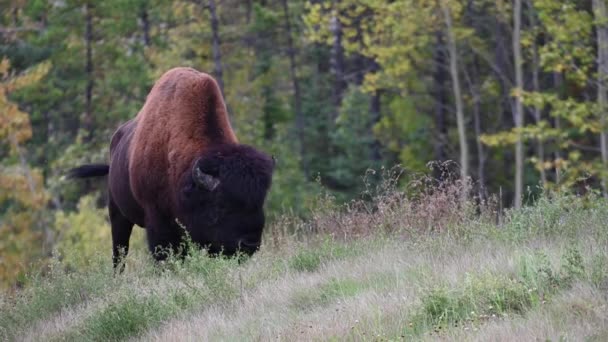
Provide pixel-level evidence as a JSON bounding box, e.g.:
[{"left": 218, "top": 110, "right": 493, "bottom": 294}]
[{"left": 176, "top": 144, "right": 274, "bottom": 257}]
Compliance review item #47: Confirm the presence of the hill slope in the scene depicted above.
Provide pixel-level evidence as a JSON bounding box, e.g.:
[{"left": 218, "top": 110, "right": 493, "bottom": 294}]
[{"left": 1, "top": 193, "right": 607, "bottom": 341}]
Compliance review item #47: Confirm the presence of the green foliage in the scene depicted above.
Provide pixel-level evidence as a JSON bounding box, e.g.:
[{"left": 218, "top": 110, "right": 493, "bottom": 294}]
[
  {"left": 375, "top": 95, "right": 433, "bottom": 173},
  {"left": 482, "top": 0, "right": 601, "bottom": 193},
  {"left": 53, "top": 195, "right": 111, "bottom": 269},
  {"left": 328, "top": 85, "right": 376, "bottom": 191},
  {"left": 249, "top": 3, "right": 290, "bottom": 141},
  {"left": 0, "top": 58, "right": 51, "bottom": 288},
  {"left": 267, "top": 143, "right": 322, "bottom": 218},
  {"left": 53, "top": 194, "right": 146, "bottom": 271},
  {"left": 560, "top": 245, "right": 585, "bottom": 286},
  {"left": 533, "top": 0, "right": 594, "bottom": 81}
]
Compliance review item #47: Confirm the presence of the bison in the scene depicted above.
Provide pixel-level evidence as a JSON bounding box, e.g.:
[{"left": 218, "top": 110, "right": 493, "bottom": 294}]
[{"left": 68, "top": 67, "right": 275, "bottom": 268}]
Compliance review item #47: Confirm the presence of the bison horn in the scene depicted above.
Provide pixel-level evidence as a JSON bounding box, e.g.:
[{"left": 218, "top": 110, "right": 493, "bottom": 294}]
[{"left": 192, "top": 165, "right": 220, "bottom": 191}]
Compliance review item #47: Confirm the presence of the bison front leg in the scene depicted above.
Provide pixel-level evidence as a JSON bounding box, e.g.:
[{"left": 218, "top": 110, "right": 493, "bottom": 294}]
[
  {"left": 144, "top": 210, "right": 183, "bottom": 262},
  {"left": 109, "top": 197, "right": 134, "bottom": 272}
]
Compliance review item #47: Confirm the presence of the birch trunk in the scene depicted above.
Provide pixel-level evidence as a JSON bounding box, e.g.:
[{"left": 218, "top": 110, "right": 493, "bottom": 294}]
[
  {"left": 440, "top": 1, "right": 469, "bottom": 191},
  {"left": 513, "top": 0, "right": 524, "bottom": 208},
  {"left": 594, "top": 0, "right": 608, "bottom": 197}
]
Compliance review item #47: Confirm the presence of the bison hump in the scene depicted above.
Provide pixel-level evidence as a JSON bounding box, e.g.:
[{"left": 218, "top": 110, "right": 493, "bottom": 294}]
[{"left": 138, "top": 67, "right": 236, "bottom": 145}]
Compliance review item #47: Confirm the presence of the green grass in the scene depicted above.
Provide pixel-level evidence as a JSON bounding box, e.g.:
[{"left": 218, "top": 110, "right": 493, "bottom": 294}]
[
  {"left": 288, "top": 238, "right": 362, "bottom": 272},
  {"left": 402, "top": 247, "right": 587, "bottom": 338},
  {"left": 60, "top": 288, "right": 196, "bottom": 341},
  {"left": 290, "top": 277, "right": 368, "bottom": 311},
  {"left": 1, "top": 192, "right": 607, "bottom": 341}
]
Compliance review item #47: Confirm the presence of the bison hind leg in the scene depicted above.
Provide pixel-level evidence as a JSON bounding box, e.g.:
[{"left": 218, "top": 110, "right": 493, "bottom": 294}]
[{"left": 109, "top": 196, "right": 134, "bottom": 272}]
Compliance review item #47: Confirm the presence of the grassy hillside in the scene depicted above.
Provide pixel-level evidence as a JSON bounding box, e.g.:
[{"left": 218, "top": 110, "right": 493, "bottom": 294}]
[{"left": 1, "top": 182, "right": 607, "bottom": 341}]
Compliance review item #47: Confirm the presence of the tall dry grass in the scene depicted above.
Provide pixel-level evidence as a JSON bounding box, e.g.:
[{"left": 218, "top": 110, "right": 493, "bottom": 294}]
[{"left": 266, "top": 163, "right": 497, "bottom": 247}]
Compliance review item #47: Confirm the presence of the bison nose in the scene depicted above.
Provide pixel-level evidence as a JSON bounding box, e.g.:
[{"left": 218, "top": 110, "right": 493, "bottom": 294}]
[
  {"left": 238, "top": 239, "right": 260, "bottom": 251},
  {"left": 239, "top": 240, "right": 259, "bottom": 248}
]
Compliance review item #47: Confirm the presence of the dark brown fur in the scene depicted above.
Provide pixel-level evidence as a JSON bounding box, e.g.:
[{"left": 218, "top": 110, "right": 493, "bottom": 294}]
[{"left": 68, "top": 67, "right": 274, "bottom": 267}]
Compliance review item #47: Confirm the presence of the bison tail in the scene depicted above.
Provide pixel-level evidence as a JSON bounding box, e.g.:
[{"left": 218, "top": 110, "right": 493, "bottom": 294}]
[{"left": 67, "top": 164, "right": 110, "bottom": 179}]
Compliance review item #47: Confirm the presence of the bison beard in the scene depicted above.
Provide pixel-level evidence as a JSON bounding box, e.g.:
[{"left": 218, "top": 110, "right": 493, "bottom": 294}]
[{"left": 67, "top": 67, "right": 274, "bottom": 269}]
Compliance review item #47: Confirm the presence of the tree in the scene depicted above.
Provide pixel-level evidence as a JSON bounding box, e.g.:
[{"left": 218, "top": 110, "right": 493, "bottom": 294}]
[
  {"left": 0, "top": 58, "right": 50, "bottom": 287},
  {"left": 482, "top": 0, "right": 598, "bottom": 193}
]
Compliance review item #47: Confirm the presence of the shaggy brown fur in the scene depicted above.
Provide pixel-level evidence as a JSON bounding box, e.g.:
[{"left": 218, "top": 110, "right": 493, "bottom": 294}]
[{"left": 68, "top": 67, "right": 274, "bottom": 267}]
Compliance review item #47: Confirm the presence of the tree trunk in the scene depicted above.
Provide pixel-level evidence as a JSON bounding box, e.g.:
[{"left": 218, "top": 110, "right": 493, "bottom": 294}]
[
  {"left": 472, "top": 79, "right": 486, "bottom": 200},
  {"left": 207, "top": 0, "right": 234, "bottom": 130},
  {"left": 369, "top": 89, "right": 382, "bottom": 163},
  {"left": 329, "top": 4, "right": 345, "bottom": 121},
  {"left": 463, "top": 0, "right": 486, "bottom": 198},
  {"left": 208, "top": 0, "right": 225, "bottom": 97},
  {"left": 246, "top": 0, "right": 253, "bottom": 24},
  {"left": 281, "top": 0, "right": 306, "bottom": 172},
  {"left": 432, "top": 30, "right": 448, "bottom": 172},
  {"left": 594, "top": 0, "right": 608, "bottom": 197},
  {"left": 531, "top": 51, "right": 546, "bottom": 186},
  {"left": 440, "top": 1, "right": 469, "bottom": 191},
  {"left": 527, "top": 0, "right": 546, "bottom": 187},
  {"left": 553, "top": 73, "right": 563, "bottom": 184},
  {"left": 492, "top": 14, "right": 514, "bottom": 204},
  {"left": 513, "top": 0, "right": 524, "bottom": 208},
  {"left": 462, "top": 52, "right": 486, "bottom": 200},
  {"left": 141, "top": 6, "right": 150, "bottom": 47},
  {"left": 83, "top": 2, "right": 94, "bottom": 142}
]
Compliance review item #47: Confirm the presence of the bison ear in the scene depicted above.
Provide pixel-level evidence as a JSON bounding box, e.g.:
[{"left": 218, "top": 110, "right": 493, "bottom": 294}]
[{"left": 192, "top": 165, "right": 220, "bottom": 191}]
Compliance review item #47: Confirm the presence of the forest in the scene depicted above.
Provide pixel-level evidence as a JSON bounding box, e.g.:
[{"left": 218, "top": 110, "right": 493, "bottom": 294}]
[{"left": 0, "top": 0, "right": 607, "bottom": 287}]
